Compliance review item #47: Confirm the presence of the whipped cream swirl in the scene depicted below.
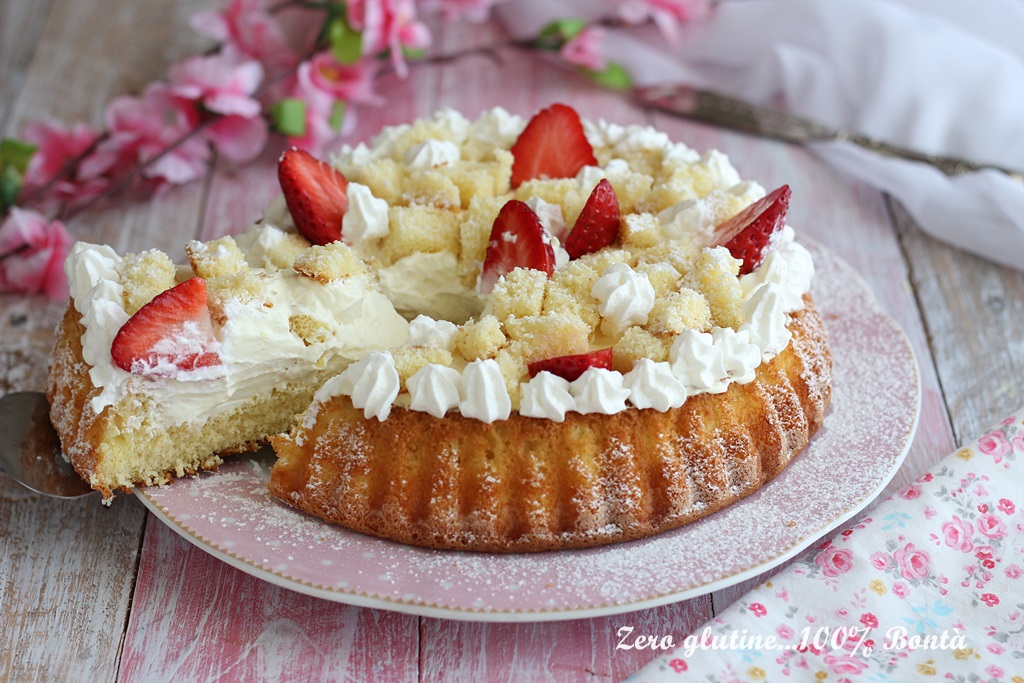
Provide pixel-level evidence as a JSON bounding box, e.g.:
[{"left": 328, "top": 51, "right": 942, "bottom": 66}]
[
  {"left": 591, "top": 263, "right": 656, "bottom": 337},
  {"left": 405, "top": 139, "right": 461, "bottom": 170},
  {"left": 669, "top": 330, "right": 729, "bottom": 395},
  {"left": 336, "top": 351, "right": 400, "bottom": 421},
  {"left": 342, "top": 183, "right": 389, "bottom": 247},
  {"left": 407, "top": 363, "right": 462, "bottom": 418},
  {"left": 406, "top": 314, "right": 458, "bottom": 350},
  {"left": 571, "top": 368, "right": 631, "bottom": 415},
  {"left": 520, "top": 372, "right": 575, "bottom": 422},
  {"left": 459, "top": 359, "right": 511, "bottom": 423},
  {"left": 623, "top": 359, "right": 686, "bottom": 412}
]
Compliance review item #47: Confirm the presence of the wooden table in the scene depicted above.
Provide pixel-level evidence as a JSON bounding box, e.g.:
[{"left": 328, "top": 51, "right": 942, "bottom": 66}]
[{"left": 3, "top": 1, "right": 1022, "bottom": 680}]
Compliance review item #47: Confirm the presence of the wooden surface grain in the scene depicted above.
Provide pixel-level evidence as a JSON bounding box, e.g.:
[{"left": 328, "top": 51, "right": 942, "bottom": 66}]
[{"left": 2, "top": 1, "right": 1021, "bottom": 681}]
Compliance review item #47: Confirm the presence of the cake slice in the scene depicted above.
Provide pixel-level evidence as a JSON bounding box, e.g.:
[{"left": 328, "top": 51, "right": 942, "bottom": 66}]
[{"left": 47, "top": 230, "right": 407, "bottom": 499}]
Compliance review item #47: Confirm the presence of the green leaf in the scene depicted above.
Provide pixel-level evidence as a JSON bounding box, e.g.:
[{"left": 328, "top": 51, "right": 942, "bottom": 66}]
[
  {"left": 329, "top": 101, "right": 346, "bottom": 132},
  {"left": 328, "top": 16, "right": 363, "bottom": 65},
  {"left": 0, "top": 166, "right": 21, "bottom": 213},
  {"left": 270, "top": 99, "right": 308, "bottom": 137},
  {"left": 0, "top": 138, "right": 37, "bottom": 174},
  {"left": 583, "top": 62, "right": 633, "bottom": 91},
  {"left": 0, "top": 139, "right": 35, "bottom": 212},
  {"left": 401, "top": 46, "right": 427, "bottom": 61},
  {"left": 536, "top": 18, "right": 588, "bottom": 48}
]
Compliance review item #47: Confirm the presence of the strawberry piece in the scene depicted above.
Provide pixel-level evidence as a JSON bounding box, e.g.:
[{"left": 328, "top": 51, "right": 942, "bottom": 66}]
[
  {"left": 478, "top": 200, "right": 556, "bottom": 294},
  {"left": 711, "top": 184, "right": 792, "bottom": 275},
  {"left": 528, "top": 348, "right": 613, "bottom": 383},
  {"left": 510, "top": 103, "right": 597, "bottom": 188},
  {"left": 278, "top": 147, "right": 349, "bottom": 245},
  {"left": 564, "top": 179, "right": 620, "bottom": 259},
  {"left": 111, "top": 277, "right": 222, "bottom": 376}
]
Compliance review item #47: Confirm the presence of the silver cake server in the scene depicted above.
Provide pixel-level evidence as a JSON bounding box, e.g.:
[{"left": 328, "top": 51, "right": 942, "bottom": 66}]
[{"left": 0, "top": 391, "right": 95, "bottom": 498}]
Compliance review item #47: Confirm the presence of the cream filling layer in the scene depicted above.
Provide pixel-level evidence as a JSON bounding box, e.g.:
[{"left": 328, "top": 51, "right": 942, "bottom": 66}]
[{"left": 66, "top": 240, "right": 408, "bottom": 428}]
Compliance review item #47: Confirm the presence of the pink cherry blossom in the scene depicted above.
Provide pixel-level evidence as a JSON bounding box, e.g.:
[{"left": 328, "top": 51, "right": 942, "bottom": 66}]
[
  {"left": 978, "top": 432, "right": 1012, "bottom": 461},
  {"left": 616, "top": 0, "right": 711, "bottom": 44},
  {"left": 1006, "top": 565, "right": 1023, "bottom": 579},
  {"left": 892, "top": 582, "right": 909, "bottom": 598},
  {"left": 89, "top": 84, "right": 210, "bottom": 187},
  {"left": 748, "top": 602, "right": 767, "bottom": 617},
  {"left": 941, "top": 515, "right": 975, "bottom": 553},
  {"left": 306, "top": 53, "right": 382, "bottom": 105},
  {"left": 860, "top": 612, "right": 878, "bottom": 628},
  {"left": 189, "top": 0, "right": 295, "bottom": 71},
  {"left": 204, "top": 115, "right": 268, "bottom": 164},
  {"left": 978, "top": 513, "right": 1008, "bottom": 539},
  {"left": 284, "top": 56, "right": 368, "bottom": 154},
  {"left": 814, "top": 546, "right": 853, "bottom": 578},
  {"left": 19, "top": 121, "right": 108, "bottom": 211},
  {"left": 776, "top": 624, "right": 795, "bottom": 640},
  {"left": 988, "top": 643, "right": 1006, "bottom": 654},
  {"left": 169, "top": 54, "right": 264, "bottom": 118},
  {"left": 998, "top": 498, "right": 1016, "bottom": 514},
  {"left": 893, "top": 542, "right": 931, "bottom": 580},
  {"left": 981, "top": 592, "right": 1000, "bottom": 606},
  {"left": 560, "top": 26, "right": 607, "bottom": 72},
  {"left": 0, "top": 208, "right": 72, "bottom": 300},
  {"left": 348, "top": 0, "right": 432, "bottom": 78}
]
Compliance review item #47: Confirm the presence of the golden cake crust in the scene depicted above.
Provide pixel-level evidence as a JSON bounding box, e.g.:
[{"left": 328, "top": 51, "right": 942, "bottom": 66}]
[{"left": 268, "top": 296, "right": 831, "bottom": 552}]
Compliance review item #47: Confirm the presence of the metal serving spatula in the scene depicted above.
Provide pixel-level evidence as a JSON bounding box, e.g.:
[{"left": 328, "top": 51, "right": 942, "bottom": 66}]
[{"left": 0, "top": 391, "right": 95, "bottom": 498}]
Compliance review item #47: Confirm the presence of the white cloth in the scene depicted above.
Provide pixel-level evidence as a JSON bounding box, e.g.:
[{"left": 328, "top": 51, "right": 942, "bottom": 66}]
[{"left": 497, "top": 0, "right": 1024, "bottom": 270}]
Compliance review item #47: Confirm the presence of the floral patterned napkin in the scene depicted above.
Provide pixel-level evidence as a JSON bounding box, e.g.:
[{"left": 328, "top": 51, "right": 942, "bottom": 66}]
[{"left": 627, "top": 410, "right": 1024, "bottom": 682}]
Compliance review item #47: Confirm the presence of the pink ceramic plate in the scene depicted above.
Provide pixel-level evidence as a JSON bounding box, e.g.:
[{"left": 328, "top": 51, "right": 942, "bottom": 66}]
[{"left": 137, "top": 240, "right": 920, "bottom": 622}]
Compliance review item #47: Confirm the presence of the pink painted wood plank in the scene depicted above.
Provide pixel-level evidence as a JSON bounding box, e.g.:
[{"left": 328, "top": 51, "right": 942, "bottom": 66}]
[
  {"left": 420, "top": 600, "right": 713, "bottom": 683},
  {"left": 118, "top": 515, "right": 419, "bottom": 682}
]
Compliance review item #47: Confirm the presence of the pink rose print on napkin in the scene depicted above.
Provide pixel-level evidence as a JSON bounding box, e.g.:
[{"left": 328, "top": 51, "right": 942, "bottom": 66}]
[
  {"left": 823, "top": 653, "right": 869, "bottom": 675},
  {"left": 814, "top": 546, "right": 853, "bottom": 577},
  {"left": 869, "top": 551, "right": 891, "bottom": 569},
  {"left": 977, "top": 513, "right": 1007, "bottom": 540},
  {"left": 941, "top": 516, "right": 974, "bottom": 553},
  {"left": 892, "top": 543, "right": 930, "bottom": 581},
  {"left": 628, "top": 409, "right": 1024, "bottom": 683},
  {"left": 978, "top": 431, "right": 1012, "bottom": 461}
]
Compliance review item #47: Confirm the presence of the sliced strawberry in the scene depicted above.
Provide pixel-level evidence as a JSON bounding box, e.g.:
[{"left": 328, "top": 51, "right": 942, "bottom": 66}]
[
  {"left": 478, "top": 200, "right": 556, "bottom": 294},
  {"left": 111, "top": 277, "right": 222, "bottom": 376},
  {"left": 278, "top": 147, "right": 349, "bottom": 245},
  {"left": 528, "top": 348, "right": 613, "bottom": 383},
  {"left": 510, "top": 103, "right": 597, "bottom": 188},
  {"left": 564, "top": 179, "right": 620, "bottom": 259},
  {"left": 711, "top": 184, "right": 792, "bottom": 275}
]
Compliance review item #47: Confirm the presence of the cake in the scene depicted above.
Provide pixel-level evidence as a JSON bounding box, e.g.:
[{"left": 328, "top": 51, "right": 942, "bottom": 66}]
[{"left": 47, "top": 104, "right": 830, "bottom": 552}]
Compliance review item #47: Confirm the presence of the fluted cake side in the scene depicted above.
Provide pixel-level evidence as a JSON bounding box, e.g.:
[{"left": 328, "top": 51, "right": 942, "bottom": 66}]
[{"left": 268, "top": 296, "right": 831, "bottom": 552}]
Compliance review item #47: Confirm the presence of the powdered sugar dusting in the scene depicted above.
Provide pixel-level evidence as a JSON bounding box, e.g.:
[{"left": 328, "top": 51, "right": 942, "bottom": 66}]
[{"left": 138, "top": 239, "right": 919, "bottom": 620}]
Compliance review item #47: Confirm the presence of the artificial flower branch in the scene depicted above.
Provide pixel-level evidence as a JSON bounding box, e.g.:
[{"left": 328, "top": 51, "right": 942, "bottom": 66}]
[{"left": 0, "top": 0, "right": 710, "bottom": 300}]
